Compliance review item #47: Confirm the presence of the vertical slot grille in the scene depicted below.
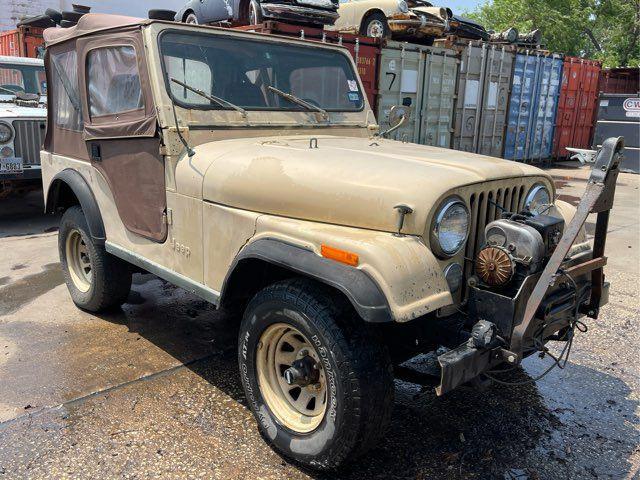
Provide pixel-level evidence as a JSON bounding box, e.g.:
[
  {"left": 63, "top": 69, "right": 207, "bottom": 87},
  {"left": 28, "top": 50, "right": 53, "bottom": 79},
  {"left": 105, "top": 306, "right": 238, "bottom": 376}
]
[
  {"left": 12, "top": 120, "right": 46, "bottom": 166},
  {"left": 462, "top": 184, "right": 526, "bottom": 299}
]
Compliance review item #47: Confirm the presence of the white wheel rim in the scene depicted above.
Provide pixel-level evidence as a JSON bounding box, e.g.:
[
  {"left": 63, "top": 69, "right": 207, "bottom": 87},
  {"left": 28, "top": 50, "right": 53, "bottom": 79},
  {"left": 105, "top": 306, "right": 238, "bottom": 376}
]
[
  {"left": 256, "top": 323, "right": 327, "bottom": 433},
  {"left": 186, "top": 13, "right": 198, "bottom": 24},
  {"left": 65, "top": 229, "right": 92, "bottom": 293},
  {"left": 367, "top": 19, "right": 385, "bottom": 38}
]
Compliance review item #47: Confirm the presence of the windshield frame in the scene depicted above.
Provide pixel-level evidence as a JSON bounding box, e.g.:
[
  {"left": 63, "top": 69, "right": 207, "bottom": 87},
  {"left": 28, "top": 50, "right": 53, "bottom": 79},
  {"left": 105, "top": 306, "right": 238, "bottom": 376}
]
[{"left": 156, "top": 28, "right": 365, "bottom": 114}]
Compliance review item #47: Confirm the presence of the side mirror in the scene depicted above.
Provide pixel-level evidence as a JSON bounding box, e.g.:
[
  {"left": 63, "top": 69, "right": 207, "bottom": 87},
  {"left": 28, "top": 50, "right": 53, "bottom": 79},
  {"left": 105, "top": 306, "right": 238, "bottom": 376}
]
[
  {"left": 379, "top": 105, "right": 411, "bottom": 138},
  {"left": 388, "top": 105, "right": 411, "bottom": 128}
]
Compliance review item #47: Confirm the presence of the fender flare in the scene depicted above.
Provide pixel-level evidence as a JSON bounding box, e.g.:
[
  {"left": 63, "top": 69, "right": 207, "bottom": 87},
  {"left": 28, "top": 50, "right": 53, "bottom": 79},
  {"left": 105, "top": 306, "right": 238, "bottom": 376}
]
[
  {"left": 222, "top": 238, "right": 392, "bottom": 323},
  {"left": 46, "top": 168, "right": 106, "bottom": 244}
]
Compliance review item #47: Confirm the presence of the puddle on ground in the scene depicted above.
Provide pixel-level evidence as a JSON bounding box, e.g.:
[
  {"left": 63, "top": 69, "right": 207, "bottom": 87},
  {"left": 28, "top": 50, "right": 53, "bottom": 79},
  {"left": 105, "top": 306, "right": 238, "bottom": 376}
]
[
  {"left": 0, "top": 263, "right": 64, "bottom": 317},
  {"left": 10, "top": 264, "right": 26, "bottom": 271},
  {"left": 0, "top": 277, "right": 10, "bottom": 287}
]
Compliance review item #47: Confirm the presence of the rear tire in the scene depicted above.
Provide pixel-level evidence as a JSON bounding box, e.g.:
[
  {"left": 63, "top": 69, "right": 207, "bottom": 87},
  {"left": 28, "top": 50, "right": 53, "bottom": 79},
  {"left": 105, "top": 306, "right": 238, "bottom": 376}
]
[
  {"left": 238, "top": 279, "right": 394, "bottom": 470},
  {"left": 58, "top": 206, "right": 132, "bottom": 312}
]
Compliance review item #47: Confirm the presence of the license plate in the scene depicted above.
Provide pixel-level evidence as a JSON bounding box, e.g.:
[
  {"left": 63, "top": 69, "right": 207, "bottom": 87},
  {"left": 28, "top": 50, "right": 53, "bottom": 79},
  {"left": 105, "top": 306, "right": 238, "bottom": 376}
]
[
  {"left": 298, "top": 0, "right": 334, "bottom": 8},
  {"left": 0, "top": 157, "right": 23, "bottom": 175}
]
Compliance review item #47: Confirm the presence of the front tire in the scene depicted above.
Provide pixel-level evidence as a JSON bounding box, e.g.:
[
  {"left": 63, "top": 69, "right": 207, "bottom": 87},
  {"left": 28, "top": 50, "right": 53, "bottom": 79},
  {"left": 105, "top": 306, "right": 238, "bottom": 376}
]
[
  {"left": 360, "top": 12, "right": 390, "bottom": 38},
  {"left": 238, "top": 279, "right": 394, "bottom": 470},
  {"left": 58, "top": 206, "right": 132, "bottom": 312},
  {"left": 184, "top": 12, "right": 199, "bottom": 24}
]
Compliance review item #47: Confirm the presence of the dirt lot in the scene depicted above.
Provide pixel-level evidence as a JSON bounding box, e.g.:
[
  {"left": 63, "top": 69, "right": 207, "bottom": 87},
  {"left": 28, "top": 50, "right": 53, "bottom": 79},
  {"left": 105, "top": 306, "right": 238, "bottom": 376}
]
[{"left": 0, "top": 164, "right": 638, "bottom": 479}]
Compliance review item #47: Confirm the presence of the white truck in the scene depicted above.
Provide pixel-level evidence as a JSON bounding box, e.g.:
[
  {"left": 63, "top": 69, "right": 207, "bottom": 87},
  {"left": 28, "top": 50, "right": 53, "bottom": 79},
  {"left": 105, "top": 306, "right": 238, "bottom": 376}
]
[{"left": 0, "top": 55, "right": 47, "bottom": 197}]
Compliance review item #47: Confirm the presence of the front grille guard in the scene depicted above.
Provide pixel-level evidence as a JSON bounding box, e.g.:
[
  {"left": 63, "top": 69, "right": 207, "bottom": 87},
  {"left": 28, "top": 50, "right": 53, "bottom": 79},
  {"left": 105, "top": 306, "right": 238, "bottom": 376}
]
[{"left": 434, "top": 136, "right": 623, "bottom": 395}]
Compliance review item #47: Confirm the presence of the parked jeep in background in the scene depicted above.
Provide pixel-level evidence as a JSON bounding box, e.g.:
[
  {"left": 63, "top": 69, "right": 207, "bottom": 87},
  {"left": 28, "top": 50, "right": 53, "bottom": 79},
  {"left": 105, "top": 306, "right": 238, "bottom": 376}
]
[
  {"left": 41, "top": 14, "right": 620, "bottom": 470},
  {"left": 175, "top": 0, "right": 339, "bottom": 27},
  {"left": 0, "top": 55, "right": 47, "bottom": 197}
]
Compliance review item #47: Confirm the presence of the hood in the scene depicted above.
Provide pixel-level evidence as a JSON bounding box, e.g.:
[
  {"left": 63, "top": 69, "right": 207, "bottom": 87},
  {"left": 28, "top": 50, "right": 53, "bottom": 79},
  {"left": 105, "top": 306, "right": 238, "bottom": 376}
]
[
  {"left": 199, "top": 135, "right": 550, "bottom": 235},
  {"left": 0, "top": 97, "right": 47, "bottom": 118},
  {"left": 411, "top": 6, "right": 448, "bottom": 20}
]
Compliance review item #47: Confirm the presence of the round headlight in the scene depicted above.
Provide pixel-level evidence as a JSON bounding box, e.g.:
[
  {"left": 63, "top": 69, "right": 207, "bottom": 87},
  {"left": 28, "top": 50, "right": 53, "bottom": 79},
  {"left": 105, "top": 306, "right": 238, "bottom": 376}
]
[
  {"left": 431, "top": 197, "right": 470, "bottom": 257},
  {"left": 525, "top": 184, "right": 551, "bottom": 215},
  {"left": 0, "top": 122, "right": 13, "bottom": 144},
  {"left": 444, "top": 263, "right": 463, "bottom": 293},
  {"left": 397, "top": 0, "right": 409, "bottom": 13}
]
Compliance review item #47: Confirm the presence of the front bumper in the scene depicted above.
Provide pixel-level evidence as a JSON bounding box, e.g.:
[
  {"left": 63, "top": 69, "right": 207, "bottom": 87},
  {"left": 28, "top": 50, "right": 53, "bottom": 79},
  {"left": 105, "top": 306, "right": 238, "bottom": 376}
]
[
  {"left": 0, "top": 165, "right": 41, "bottom": 182},
  {"left": 388, "top": 13, "right": 447, "bottom": 37},
  {"left": 261, "top": 2, "right": 339, "bottom": 25},
  {"left": 433, "top": 137, "right": 623, "bottom": 396}
]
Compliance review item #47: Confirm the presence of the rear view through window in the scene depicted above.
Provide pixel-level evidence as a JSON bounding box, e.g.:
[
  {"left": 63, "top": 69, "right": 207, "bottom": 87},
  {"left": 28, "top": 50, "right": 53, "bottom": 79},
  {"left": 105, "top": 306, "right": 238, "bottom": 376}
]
[{"left": 160, "top": 31, "right": 364, "bottom": 112}]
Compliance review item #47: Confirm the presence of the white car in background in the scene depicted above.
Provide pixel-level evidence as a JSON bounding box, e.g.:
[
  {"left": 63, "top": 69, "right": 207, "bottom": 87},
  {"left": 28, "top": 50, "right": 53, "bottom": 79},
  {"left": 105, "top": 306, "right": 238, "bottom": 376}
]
[
  {"left": 0, "top": 55, "right": 47, "bottom": 196},
  {"left": 326, "top": 0, "right": 450, "bottom": 39}
]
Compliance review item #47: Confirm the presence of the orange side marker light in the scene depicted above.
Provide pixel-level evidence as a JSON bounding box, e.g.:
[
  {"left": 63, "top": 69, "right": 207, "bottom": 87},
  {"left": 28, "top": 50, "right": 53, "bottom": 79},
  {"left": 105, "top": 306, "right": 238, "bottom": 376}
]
[{"left": 321, "top": 245, "right": 359, "bottom": 267}]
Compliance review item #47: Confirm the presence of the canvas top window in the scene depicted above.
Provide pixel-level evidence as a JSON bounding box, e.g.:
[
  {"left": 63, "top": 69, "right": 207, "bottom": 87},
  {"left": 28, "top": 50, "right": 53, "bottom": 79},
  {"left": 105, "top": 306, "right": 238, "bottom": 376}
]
[
  {"left": 86, "top": 45, "right": 144, "bottom": 118},
  {"left": 160, "top": 31, "right": 364, "bottom": 112}
]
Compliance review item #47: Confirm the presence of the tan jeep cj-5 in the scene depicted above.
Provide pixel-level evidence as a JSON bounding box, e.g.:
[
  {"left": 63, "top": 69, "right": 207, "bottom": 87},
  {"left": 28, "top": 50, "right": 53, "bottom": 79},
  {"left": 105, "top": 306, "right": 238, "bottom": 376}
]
[{"left": 40, "top": 13, "right": 622, "bottom": 470}]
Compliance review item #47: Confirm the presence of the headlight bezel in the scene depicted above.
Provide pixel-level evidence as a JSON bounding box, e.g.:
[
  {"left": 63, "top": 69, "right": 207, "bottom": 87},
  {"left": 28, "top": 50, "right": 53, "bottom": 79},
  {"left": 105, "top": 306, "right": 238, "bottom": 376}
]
[
  {"left": 430, "top": 196, "right": 470, "bottom": 258},
  {"left": 397, "top": 0, "right": 409, "bottom": 13},
  {"left": 524, "top": 183, "right": 551, "bottom": 215},
  {"left": 444, "top": 262, "right": 463, "bottom": 293},
  {"left": 0, "top": 122, "right": 13, "bottom": 144}
]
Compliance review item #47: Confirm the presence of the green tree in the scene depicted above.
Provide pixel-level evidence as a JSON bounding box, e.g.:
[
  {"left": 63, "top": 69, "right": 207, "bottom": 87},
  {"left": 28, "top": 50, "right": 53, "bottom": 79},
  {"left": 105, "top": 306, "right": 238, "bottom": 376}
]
[{"left": 465, "top": 0, "right": 639, "bottom": 68}]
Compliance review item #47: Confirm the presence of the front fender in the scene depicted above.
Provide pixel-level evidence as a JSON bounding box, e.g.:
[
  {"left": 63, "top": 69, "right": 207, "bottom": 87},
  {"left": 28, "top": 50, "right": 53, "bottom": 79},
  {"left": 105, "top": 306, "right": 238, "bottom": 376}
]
[{"left": 249, "top": 215, "right": 452, "bottom": 322}]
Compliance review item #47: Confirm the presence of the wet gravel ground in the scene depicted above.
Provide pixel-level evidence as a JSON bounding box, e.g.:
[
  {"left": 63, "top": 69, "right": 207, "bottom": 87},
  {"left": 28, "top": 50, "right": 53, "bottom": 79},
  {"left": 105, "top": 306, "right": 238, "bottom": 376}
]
[{"left": 0, "top": 164, "right": 638, "bottom": 479}]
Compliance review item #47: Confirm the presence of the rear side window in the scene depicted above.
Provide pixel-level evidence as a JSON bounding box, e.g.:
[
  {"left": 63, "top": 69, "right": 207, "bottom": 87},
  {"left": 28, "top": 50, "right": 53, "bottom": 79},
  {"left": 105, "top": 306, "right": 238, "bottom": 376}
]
[
  {"left": 87, "top": 46, "right": 143, "bottom": 117},
  {"left": 50, "top": 50, "right": 83, "bottom": 131}
]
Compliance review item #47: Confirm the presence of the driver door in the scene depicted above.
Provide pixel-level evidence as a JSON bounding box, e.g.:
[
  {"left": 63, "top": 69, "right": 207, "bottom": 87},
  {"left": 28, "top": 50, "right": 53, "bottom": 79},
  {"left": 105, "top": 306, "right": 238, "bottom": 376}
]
[{"left": 77, "top": 31, "right": 167, "bottom": 242}]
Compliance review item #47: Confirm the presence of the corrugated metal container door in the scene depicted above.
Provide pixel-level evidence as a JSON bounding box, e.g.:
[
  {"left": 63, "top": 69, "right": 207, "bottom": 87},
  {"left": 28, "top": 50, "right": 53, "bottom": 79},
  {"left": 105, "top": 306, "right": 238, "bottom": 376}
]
[
  {"left": 418, "top": 47, "right": 458, "bottom": 148},
  {"left": 0, "top": 26, "right": 44, "bottom": 58},
  {"left": 504, "top": 52, "right": 562, "bottom": 162},
  {"left": 476, "top": 45, "right": 514, "bottom": 157},
  {"left": 452, "top": 43, "right": 486, "bottom": 153},
  {"left": 377, "top": 42, "right": 457, "bottom": 147},
  {"left": 452, "top": 42, "right": 515, "bottom": 155},
  {"left": 377, "top": 42, "right": 424, "bottom": 142},
  {"left": 528, "top": 54, "right": 563, "bottom": 160},
  {"left": 504, "top": 52, "right": 539, "bottom": 160},
  {"left": 553, "top": 57, "right": 601, "bottom": 158},
  {"left": 599, "top": 68, "right": 640, "bottom": 94}
]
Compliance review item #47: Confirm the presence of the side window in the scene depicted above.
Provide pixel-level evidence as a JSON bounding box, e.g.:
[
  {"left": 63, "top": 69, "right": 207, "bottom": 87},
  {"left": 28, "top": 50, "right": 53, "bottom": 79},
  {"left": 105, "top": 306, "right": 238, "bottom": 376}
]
[
  {"left": 87, "top": 46, "right": 143, "bottom": 117},
  {"left": 50, "top": 50, "right": 83, "bottom": 131},
  {"left": 164, "top": 55, "right": 212, "bottom": 106}
]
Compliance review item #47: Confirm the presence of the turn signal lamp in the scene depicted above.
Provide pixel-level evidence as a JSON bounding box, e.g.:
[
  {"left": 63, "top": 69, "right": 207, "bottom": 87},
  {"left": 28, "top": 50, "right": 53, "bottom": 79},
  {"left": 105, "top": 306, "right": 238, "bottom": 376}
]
[{"left": 321, "top": 245, "right": 359, "bottom": 267}]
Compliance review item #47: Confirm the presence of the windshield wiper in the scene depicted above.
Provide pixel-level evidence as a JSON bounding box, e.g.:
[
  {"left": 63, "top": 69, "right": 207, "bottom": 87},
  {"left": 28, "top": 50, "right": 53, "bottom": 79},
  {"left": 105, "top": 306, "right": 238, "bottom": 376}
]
[
  {"left": 170, "top": 77, "right": 247, "bottom": 118},
  {"left": 267, "top": 86, "right": 328, "bottom": 119}
]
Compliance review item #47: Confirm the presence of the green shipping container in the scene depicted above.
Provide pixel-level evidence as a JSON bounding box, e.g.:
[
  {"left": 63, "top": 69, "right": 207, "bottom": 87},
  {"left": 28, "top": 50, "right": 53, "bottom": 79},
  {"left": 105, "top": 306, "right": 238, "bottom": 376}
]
[
  {"left": 452, "top": 42, "right": 515, "bottom": 157},
  {"left": 376, "top": 41, "right": 458, "bottom": 148}
]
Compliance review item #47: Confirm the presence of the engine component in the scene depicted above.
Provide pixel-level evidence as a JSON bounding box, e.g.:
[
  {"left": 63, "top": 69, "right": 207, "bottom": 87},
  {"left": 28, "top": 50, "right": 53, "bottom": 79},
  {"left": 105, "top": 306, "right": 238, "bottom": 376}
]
[
  {"left": 476, "top": 246, "right": 514, "bottom": 286},
  {"left": 484, "top": 219, "right": 545, "bottom": 273},
  {"left": 522, "top": 214, "right": 564, "bottom": 255}
]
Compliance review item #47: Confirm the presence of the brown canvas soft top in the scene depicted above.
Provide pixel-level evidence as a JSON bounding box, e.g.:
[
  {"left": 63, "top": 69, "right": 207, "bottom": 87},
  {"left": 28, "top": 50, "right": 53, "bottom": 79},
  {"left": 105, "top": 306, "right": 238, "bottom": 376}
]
[{"left": 43, "top": 14, "right": 146, "bottom": 46}]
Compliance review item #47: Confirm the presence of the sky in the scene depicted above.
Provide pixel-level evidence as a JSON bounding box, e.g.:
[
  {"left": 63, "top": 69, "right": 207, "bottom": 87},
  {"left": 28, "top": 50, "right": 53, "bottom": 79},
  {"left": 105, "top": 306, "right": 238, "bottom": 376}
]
[{"left": 445, "top": 0, "right": 486, "bottom": 15}]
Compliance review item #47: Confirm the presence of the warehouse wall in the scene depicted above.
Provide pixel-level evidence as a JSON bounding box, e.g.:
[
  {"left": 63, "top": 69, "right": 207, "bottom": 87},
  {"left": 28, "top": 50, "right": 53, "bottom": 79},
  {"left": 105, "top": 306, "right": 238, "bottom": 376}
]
[{"left": 0, "top": 0, "right": 187, "bottom": 31}]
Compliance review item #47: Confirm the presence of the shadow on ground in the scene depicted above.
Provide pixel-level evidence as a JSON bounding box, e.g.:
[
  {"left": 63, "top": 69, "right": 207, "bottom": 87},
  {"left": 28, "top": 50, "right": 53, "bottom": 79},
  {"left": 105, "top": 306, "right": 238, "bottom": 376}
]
[{"left": 95, "top": 280, "right": 639, "bottom": 480}]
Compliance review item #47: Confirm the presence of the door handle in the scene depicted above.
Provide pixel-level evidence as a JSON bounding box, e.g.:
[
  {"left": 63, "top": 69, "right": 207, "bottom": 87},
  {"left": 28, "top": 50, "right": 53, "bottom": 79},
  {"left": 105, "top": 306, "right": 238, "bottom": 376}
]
[{"left": 90, "top": 143, "right": 102, "bottom": 162}]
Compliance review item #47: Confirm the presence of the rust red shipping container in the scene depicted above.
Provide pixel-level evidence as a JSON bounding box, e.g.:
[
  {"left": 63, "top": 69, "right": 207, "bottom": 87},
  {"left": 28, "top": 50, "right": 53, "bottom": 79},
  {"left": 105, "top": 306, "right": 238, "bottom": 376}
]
[
  {"left": 0, "top": 26, "right": 45, "bottom": 58},
  {"left": 552, "top": 57, "right": 601, "bottom": 159}
]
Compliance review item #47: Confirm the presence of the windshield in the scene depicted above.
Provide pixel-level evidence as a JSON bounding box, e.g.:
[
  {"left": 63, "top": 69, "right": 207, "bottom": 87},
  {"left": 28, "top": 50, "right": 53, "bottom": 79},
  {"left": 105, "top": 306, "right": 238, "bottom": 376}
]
[
  {"left": 0, "top": 62, "right": 46, "bottom": 96},
  {"left": 159, "top": 31, "right": 364, "bottom": 112}
]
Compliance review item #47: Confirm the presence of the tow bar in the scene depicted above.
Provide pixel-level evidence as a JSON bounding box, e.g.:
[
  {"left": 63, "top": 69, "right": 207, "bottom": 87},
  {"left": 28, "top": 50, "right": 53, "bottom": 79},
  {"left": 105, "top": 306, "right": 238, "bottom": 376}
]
[{"left": 435, "top": 137, "right": 624, "bottom": 395}]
